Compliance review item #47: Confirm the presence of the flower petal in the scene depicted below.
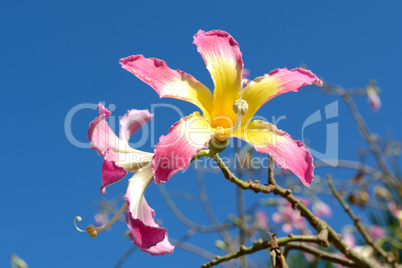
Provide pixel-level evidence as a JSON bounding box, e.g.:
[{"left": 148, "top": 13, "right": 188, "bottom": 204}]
[
  {"left": 119, "top": 109, "right": 153, "bottom": 146},
  {"left": 242, "top": 68, "right": 323, "bottom": 124},
  {"left": 235, "top": 120, "right": 314, "bottom": 186},
  {"left": 124, "top": 168, "right": 174, "bottom": 255},
  {"left": 193, "top": 30, "right": 243, "bottom": 127},
  {"left": 88, "top": 104, "right": 115, "bottom": 155},
  {"left": 153, "top": 112, "right": 214, "bottom": 184},
  {"left": 89, "top": 104, "right": 153, "bottom": 192},
  {"left": 100, "top": 158, "right": 128, "bottom": 193},
  {"left": 120, "top": 55, "right": 213, "bottom": 119},
  {"left": 88, "top": 104, "right": 137, "bottom": 155}
]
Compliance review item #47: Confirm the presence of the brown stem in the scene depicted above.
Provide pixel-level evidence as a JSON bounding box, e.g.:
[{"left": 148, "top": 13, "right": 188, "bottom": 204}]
[
  {"left": 320, "top": 84, "right": 398, "bottom": 190},
  {"left": 284, "top": 242, "right": 360, "bottom": 268},
  {"left": 201, "top": 234, "right": 335, "bottom": 268},
  {"left": 212, "top": 155, "right": 379, "bottom": 268},
  {"left": 327, "top": 174, "right": 396, "bottom": 265}
]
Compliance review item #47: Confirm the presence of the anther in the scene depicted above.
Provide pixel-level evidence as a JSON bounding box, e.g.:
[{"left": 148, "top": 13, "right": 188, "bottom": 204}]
[
  {"left": 86, "top": 225, "right": 98, "bottom": 237},
  {"left": 74, "top": 202, "right": 128, "bottom": 238},
  {"left": 233, "top": 99, "right": 248, "bottom": 116}
]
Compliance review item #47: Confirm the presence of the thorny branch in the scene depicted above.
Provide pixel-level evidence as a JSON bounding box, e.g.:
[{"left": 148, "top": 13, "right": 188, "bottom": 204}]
[
  {"left": 320, "top": 83, "right": 399, "bottom": 191},
  {"left": 210, "top": 154, "right": 383, "bottom": 268},
  {"left": 201, "top": 233, "right": 334, "bottom": 268},
  {"left": 284, "top": 242, "right": 359, "bottom": 268},
  {"left": 327, "top": 174, "right": 396, "bottom": 265}
]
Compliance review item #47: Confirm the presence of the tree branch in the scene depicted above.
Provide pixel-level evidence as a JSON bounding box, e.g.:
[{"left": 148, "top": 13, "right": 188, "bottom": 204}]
[
  {"left": 327, "top": 174, "right": 396, "bottom": 265},
  {"left": 201, "top": 234, "right": 334, "bottom": 268},
  {"left": 212, "top": 154, "right": 380, "bottom": 268},
  {"left": 158, "top": 183, "right": 232, "bottom": 232},
  {"left": 284, "top": 242, "right": 359, "bottom": 268}
]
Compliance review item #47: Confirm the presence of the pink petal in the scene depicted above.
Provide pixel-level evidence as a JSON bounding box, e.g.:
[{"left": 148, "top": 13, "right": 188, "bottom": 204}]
[
  {"left": 193, "top": 30, "right": 244, "bottom": 127},
  {"left": 272, "top": 212, "right": 282, "bottom": 223},
  {"left": 254, "top": 210, "right": 269, "bottom": 229},
  {"left": 235, "top": 120, "right": 314, "bottom": 186},
  {"left": 282, "top": 223, "right": 293, "bottom": 233},
  {"left": 88, "top": 104, "right": 140, "bottom": 155},
  {"left": 88, "top": 104, "right": 117, "bottom": 155},
  {"left": 152, "top": 112, "right": 214, "bottom": 184},
  {"left": 119, "top": 109, "right": 153, "bottom": 145},
  {"left": 368, "top": 225, "right": 385, "bottom": 239},
  {"left": 94, "top": 211, "right": 109, "bottom": 227},
  {"left": 124, "top": 168, "right": 174, "bottom": 255},
  {"left": 271, "top": 67, "right": 323, "bottom": 93},
  {"left": 368, "top": 91, "right": 381, "bottom": 112},
  {"left": 343, "top": 230, "right": 356, "bottom": 248},
  {"left": 88, "top": 105, "right": 154, "bottom": 192},
  {"left": 312, "top": 200, "right": 332, "bottom": 218},
  {"left": 100, "top": 158, "right": 128, "bottom": 193},
  {"left": 242, "top": 68, "right": 323, "bottom": 124},
  {"left": 119, "top": 55, "right": 213, "bottom": 119}
]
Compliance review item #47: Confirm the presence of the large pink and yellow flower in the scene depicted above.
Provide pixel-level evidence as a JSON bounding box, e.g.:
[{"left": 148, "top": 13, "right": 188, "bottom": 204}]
[
  {"left": 75, "top": 104, "right": 174, "bottom": 256},
  {"left": 120, "top": 30, "right": 322, "bottom": 186}
]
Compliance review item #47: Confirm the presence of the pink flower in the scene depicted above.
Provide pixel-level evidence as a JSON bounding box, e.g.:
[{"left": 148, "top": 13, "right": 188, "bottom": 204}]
[
  {"left": 388, "top": 201, "right": 402, "bottom": 227},
  {"left": 272, "top": 202, "right": 306, "bottom": 233},
  {"left": 75, "top": 104, "right": 174, "bottom": 256},
  {"left": 368, "top": 225, "right": 385, "bottom": 240},
  {"left": 94, "top": 210, "right": 109, "bottom": 227},
  {"left": 366, "top": 81, "right": 381, "bottom": 112},
  {"left": 254, "top": 210, "right": 269, "bottom": 231},
  {"left": 342, "top": 229, "right": 356, "bottom": 248},
  {"left": 312, "top": 199, "right": 332, "bottom": 218},
  {"left": 120, "top": 30, "right": 322, "bottom": 186}
]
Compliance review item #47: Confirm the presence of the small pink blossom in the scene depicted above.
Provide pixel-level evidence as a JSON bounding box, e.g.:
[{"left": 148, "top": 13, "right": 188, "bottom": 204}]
[
  {"left": 94, "top": 210, "right": 109, "bottom": 227},
  {"left": 312, "top": 199, "right": 332, "bottom": 218},
  {"left": 388, "top": 201, "right": 402, "bottom": 227},
  {"left": 342, "top": 229, "right": 355, "bottom": 248},
  {"left": 254, "top": 210, "right": 269, "bottom": 231},
  {"left": 366, "top": 80, "right": 381, "bottom": 112},
  {"left": 368, "top": 225, "right": 385, "bottom": 240},
  {"left": 272, "top": 202, "right": 306, "bottom": 233}
]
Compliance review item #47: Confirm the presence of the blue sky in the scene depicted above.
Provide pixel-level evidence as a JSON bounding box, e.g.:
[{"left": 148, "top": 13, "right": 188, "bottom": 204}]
[{"left": 2, "top": 1, "right": 401, "bottom": 267}]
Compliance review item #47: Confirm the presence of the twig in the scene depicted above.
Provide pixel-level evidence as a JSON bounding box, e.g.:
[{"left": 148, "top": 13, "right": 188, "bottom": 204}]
[
  {"left": 169, "top": 238, "right": 231, "bottom": 268},
  {"left": 212, "top": 154, "right": 379, "bottom": 268},
  {"left": 197, "top": 169, "right": 234, "bottom": 252},
  {"left": 201, "top": 234, "right": 333, "bottom": 268},
  {"left": 327, "top": 174, "right": 396, "bottom": 265},
  {"left": 235, "top": 141, "right": 247, "bottom": 268},
  {"left": 269, "top": 233, "right": 289, "bottom": 268},
  {"left": 320, "top": 84, "right": 398, "bottom": 189},
  {"left": 268, "top": 156, "right": 276, "bottom": 185},
  {"left": 212, "top": 155, "right": 276, "bottom": 193},
  {"left": 113, "top": 245, "right": 136, "bottom": 268},
  {"left": 158, "top": 183, "right": 232, "bottom": 232},
  {"left": 284, "top": 242, "right": 359, "bottom": 268}
]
